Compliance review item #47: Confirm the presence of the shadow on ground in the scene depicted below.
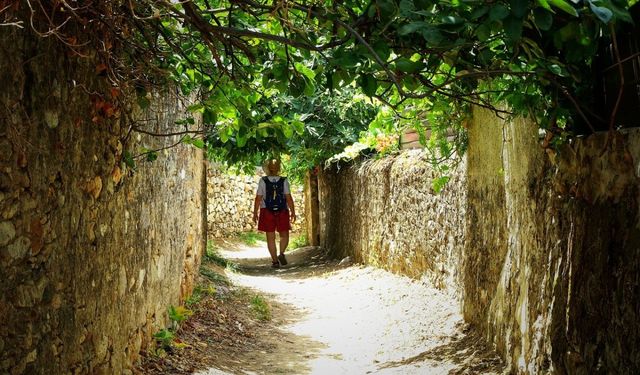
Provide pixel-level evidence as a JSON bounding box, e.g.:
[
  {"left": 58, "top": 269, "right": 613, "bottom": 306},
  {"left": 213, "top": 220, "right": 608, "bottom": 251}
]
[
  {"left": 207, "top": 239, "right": 506, "bottom": 375},
  {"left": 377, "top": 322, "right": 505, "bottom": 374},
  {"left": 223, "top": 244, "right": 347, "bottom": 280}
]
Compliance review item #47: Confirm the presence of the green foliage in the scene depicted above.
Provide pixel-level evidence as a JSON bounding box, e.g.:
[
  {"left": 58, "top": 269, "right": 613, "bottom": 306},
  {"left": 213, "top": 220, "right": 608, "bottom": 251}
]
[
  {"left": 206, "top": 87, "right": 378, "bottom": 181},
  {"left": 153, "top": 329, "right": 175, "bottom": 351},
  {"left": 95, "top": 0, "right": 634, "bottom": 171},
  {"left": 234, "top": 231, "right": 263, "bottom": 246},
  {"left": 168, "top": 305, "right": 194, "bottom": 324},
  {"left": 290, "top": 234, "right": 308, "bottom": 249},
  {"left": 18, "top": 0, "right": 634, "bottom": 171},
  {"left": 152, "top": 304, "right": 194, "bottom": 351},
  {"left": 249, "top": 295, "right": 271, "bottom": 321}
]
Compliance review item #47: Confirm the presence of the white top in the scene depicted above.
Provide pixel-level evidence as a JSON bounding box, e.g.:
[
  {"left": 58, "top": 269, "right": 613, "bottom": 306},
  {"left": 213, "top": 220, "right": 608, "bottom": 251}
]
[{"left": 256, "top": 176, "right": 291, "bottom": 208}]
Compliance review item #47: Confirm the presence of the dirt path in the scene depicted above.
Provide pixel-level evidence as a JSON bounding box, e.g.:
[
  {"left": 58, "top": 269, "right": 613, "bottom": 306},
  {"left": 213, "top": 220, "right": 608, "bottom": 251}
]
[{"left": 195, "top": 240, "right": 505, "bottom": 375}]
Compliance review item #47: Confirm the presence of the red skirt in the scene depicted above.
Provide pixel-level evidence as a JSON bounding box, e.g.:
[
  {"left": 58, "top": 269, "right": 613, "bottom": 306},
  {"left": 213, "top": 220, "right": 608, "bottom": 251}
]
[{"left": 257, "top": 208, "right": 291, "bottom": 232}]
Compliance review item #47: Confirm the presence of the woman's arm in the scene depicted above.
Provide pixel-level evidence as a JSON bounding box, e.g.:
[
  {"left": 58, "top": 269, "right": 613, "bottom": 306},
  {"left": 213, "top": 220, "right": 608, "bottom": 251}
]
[
  {"left": 253, "top": 195, "right": 262, "bottom": 224},
  {"left": 285, "top": 194, "right": 296, "bottom": 223}
]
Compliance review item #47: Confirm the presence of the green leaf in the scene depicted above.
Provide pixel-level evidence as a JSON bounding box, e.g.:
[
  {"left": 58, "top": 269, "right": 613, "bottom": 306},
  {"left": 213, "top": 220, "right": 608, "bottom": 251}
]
[
  {"left": 219, "top": 128, "right": 229, "bottom": 143},
  {"left": 608, "top": 3, "right": 633, "bottom": 23},
  {"left": 294, "top": 63, "right": 316, "bottom": 80},
  {"left": 548, "top": 63, "right": 568, "bottom": 77},
  {"left": 471, "top": 6, "right": 490, "bottom": 19},
  {"left": 399, "top": 0, "right": 416, "bottom": 17},
  {"left": 421, "top": 28, "right": 444, "bottom": 45},
  {"left": 282, "top": 123, "right": 294, "bottom": 138},
  {"left": 549, "top": 0, "right": 578, "bottom": 17},
  {"left": 504, "top": 16, "right": 523, "bottom": 41},
  {"left": 191, "top": 139, "right": 205, "bottom": 149},
  {"left": 476, "top": 23, "right": 492, "bottom": 41},
  {"left": 137, "top": 95, "right": 151, "bottom": 110},
  {"left": 203, "top": 108, "right": 217, "bottom": 124},
  {"left": 123, "top": 150, "right": 136, "bottom": 170},
  {"left": 395, "top": 57, "right": 424, "bottom": 73},
  {"left": 403, "top": 75, "right": 420, "bottom": 91},
  {"left": 537, "top": 0, "right": 552, "bottom": 10},
  {"left": 440, "top": 15, "right": 465, "bottom": 25},
  {"left": 375, "top": 0, "right": 398, "bottom": 19},
  {"left": 588, "top": 1, "right": 613, "bottom": 23},
  {"left": 359, "top": 74, "right": 378, "bottom": 97},
  {"left": 291, "top": 119, "right": 305, "bottom": 135},
  {"left": 186, "top": 68, "right": 195, "bottom": 82},
  {"left": 288, "top": 76, "right": 306, "bottom": 97},
  {"left": 332, "top": 51, "right": 360, "bottom": 68},
  {"left": 533, "top": 8, "right": 553, "bottom": 31},
  {"left": 432, "top": 175, "right": 450, "bottom": 193},
  {"left": 510, "top": 0, "right": 528, "bottom": 18},
  {"left": 303, "top": 77, "right": 316, "bottom": 96},
  {"left": 187, "top": 103, "right": 205, "bottom": 113},
  {"left": 398, "top": 21, "right": 429, "bottom": 36},
  {"left": 372, "top": 40, "right": 391, "bottom": 62},
  {"left": 489, "top": 5, "right": 510, "bottom": 21},
  {"left": 236, "top": 131, "right": 248, "bottom": 147},
  {"left": 146, "top": 151, "right": 158, "bottom": 162}
]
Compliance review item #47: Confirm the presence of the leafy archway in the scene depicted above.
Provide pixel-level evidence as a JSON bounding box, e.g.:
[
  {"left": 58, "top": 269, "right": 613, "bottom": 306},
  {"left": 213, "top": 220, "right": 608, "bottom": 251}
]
[{"left": 3, "top": 0, "right": 636, "bottom": 172}]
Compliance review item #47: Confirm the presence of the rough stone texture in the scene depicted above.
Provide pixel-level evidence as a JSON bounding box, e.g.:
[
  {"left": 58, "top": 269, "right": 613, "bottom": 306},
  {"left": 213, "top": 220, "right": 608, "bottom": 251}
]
[
  {"left": 318, "top": 107, "right": 640, "bottom": 374},
  {"left": 0, "top": 28, "right": 205, "bottom": 374},
  {"left": 207, "top": 166, "right": 305, "bottom": 238},
  {"left": 465, "top": 108, "right": 640, "bottom": 374},
  {"left": 318, "top": 150, "right": 466, "bottom": 295},
  {"left": 304, "top": 170, "right": 320, "bottom": 246}
]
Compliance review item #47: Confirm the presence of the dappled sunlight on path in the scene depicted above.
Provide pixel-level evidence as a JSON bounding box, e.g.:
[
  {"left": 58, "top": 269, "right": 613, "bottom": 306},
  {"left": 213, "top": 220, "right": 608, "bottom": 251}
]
[{"left": 198, "top": 240, "right": 504, "bottom": 375}]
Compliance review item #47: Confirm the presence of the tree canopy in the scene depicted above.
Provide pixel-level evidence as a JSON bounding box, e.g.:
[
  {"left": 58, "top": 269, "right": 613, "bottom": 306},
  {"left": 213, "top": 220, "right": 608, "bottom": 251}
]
[{"left": 2, "top": 0, "right": 637, "bottom": 174}]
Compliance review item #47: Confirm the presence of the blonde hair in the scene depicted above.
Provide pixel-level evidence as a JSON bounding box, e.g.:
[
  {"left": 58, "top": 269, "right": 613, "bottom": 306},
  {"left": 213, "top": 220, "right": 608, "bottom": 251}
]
[{"left": 262, "top": 158, "right": 281, "bottom": 175}]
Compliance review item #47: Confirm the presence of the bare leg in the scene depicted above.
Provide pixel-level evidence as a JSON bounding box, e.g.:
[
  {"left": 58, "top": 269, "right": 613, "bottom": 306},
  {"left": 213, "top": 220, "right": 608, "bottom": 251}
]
[
  {"left": 265, "top": 231, "right": 278, "bottom": 262},
  {"left": 279, "top": 231, "right": 289, "bottom": 255}
]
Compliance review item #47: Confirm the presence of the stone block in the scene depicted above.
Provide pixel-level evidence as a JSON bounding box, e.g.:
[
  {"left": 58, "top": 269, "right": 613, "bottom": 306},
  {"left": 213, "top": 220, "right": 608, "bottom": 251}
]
[
  {"left": 6, "top": 236, "right": 30, "bottom": 260},
  {"left": 0, "top": 221, "right": 16, "bottom": 246}
]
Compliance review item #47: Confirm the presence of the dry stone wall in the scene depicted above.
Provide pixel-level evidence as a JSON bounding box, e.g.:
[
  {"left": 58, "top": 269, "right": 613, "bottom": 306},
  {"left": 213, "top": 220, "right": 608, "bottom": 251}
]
[
  {"left": 318, "top": 150, "right": 466, "bottom": 295},
  {"left": 0, "top": 29, "right": 205, "bottom": 374},
  {"left": 464, "top": 108, "right": 640, "bottom": 374},
  {"left": 318, "top": 108, "right": 640, "bottom": 374},
  {"left": 207, "top": 167, "right": 305, "bottom": 238}
]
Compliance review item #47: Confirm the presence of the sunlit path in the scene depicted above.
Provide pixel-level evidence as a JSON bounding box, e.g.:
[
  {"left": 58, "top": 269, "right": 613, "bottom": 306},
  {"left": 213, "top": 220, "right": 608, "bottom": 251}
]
[{"left": 197, "top": 241, "right": 504, "bottom": 375}]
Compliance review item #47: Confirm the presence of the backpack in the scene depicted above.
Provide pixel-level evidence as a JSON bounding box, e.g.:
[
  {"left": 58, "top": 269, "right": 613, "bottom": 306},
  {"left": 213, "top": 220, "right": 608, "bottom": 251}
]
[{"left": 263, "top": 176, "right": 287, "bottom": 212}]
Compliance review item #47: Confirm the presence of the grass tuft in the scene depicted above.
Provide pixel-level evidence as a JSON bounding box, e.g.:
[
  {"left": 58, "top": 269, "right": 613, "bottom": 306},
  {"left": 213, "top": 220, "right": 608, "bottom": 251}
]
[
  {"left": 250, "top": 294, "right": 271, "bottom": 321},
  {"left": 234, "top": 231, "right": 264, "bottom": 246},
  {"left": 290, "top": 234, "right": 308, "bottom": 249}
]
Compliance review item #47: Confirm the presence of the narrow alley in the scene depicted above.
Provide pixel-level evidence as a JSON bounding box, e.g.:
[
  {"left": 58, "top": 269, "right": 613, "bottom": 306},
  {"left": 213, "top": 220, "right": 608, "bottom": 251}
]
[{"left": 193, "top": 240, "right": 504, "bottom": 375}]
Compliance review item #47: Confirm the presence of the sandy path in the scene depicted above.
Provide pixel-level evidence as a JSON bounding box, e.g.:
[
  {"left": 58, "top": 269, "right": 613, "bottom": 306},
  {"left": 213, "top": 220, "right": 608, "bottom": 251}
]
[{"left": 197, "top": 242, "right": 504, "bottom": 375}]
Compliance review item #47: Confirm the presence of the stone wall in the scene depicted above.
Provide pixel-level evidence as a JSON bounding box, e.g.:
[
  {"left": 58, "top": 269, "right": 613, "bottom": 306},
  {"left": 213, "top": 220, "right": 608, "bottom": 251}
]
[
  {"left": 318, "top": 150, "right": 466, "bottom": 294},
  {"left": 207, "top": 167, "right": 305, "bottom": 238},
  {"left": 318, "top": 109, "right": 640, "bottom": 373},
  {"left": 0, "top": 28, "right": 205, "bottom": 374},
  {"left": 464, "top": 108, "right": 640, "bottom": 374}
]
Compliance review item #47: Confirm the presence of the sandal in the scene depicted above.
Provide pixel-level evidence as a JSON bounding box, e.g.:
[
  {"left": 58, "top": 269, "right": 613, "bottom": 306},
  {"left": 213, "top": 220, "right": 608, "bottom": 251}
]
[
  {"left": 278, "top": 253, "right": 287, "bottom": 266},
  {"left": 271, "top": 261, "right": 280, "bottom": 269}
]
